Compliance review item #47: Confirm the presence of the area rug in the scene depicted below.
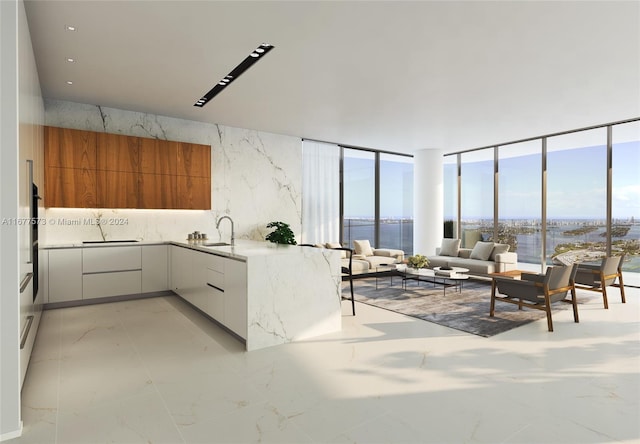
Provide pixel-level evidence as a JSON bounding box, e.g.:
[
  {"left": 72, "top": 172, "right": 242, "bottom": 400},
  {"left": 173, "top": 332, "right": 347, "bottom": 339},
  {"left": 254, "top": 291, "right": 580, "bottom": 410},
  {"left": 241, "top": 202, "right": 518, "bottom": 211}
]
[{"left": 349, "top": 276, "right": 589, "bottom": 337}]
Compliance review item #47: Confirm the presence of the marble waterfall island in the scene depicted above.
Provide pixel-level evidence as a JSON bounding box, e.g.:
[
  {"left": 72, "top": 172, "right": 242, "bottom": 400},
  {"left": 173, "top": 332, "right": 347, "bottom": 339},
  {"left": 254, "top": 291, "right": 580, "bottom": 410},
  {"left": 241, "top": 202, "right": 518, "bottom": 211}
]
[{"left": 172, "top": 240, "right": 342, "bottom": 351}]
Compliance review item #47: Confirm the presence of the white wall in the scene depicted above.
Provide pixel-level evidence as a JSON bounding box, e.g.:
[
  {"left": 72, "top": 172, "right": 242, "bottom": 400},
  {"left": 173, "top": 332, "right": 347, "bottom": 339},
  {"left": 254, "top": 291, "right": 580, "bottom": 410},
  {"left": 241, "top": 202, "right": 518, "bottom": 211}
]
[
  {"left": 0, "top": 1, "right": 22, "bottom": 439},
  {"left": 43, "top": 100, "right": 303, "bottom": 245},
  {"left": 1, "top": 0, "right": 44, "bottom": 440}
]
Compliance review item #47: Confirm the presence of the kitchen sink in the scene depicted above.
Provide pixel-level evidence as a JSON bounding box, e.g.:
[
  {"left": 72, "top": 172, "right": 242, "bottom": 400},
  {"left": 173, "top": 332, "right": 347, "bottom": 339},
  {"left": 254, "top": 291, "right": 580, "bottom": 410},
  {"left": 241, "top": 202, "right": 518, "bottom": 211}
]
[{"left": 202, "top": 242, "right": 230, "bottom": 247}]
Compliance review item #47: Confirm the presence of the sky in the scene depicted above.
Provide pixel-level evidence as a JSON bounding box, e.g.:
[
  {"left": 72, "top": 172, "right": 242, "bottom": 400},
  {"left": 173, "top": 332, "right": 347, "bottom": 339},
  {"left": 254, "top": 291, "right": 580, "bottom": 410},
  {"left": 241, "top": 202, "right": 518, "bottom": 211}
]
[{"left": 445, "top": 141, "right": 640, "bottom": 220}]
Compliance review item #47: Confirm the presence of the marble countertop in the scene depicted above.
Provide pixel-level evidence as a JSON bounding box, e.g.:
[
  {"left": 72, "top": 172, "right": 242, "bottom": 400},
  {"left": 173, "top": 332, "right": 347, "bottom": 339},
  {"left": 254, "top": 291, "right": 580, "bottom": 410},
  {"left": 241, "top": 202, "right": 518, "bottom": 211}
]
[
  {"left": 171, "top": 239, "right": 326, "bottom": 261},
  {"left": 43, "top": 239, "right": 330, "bottom": 262},
  {"left": 43, "top": 240, "right": 163, "bottom": 249}
]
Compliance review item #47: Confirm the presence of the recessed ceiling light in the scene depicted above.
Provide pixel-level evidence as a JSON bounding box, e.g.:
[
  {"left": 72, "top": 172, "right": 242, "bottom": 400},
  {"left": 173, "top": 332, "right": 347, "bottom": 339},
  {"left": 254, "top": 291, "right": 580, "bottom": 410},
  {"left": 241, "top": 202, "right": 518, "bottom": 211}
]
[
  {"left": 66, "top": 58, "right": 75, "bottom": 63},
  {"left": 65, "top": 25, "right": 77, "bottom": 31},
  {"left": 194, "top": 43, "right": 274, "bottom": 107},
  {"left": 66, "top": 81, "right": 73, "bottom": 85}
]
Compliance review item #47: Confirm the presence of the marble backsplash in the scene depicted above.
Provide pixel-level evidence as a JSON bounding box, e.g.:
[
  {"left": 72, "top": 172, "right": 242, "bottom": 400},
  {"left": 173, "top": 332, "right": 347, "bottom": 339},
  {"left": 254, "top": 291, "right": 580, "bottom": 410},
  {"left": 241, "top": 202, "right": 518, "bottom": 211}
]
[{"left": 43, "top": 99, "right": 302, "bottom": 244}]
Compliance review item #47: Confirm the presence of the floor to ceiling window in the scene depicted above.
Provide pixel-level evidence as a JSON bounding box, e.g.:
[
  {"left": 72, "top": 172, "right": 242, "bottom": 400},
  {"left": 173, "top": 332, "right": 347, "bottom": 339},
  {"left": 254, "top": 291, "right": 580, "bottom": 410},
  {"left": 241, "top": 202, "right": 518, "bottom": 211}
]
[
  {"left": 445, "top": 118, "right": 639, "bottom": 286},
  {"left": 498, "top": 141, "right": 541, "bottom": 265},
  {"left": 341, "top": 147, "right": 414, "bottom": 254},
  {"left": 460, "top": 149, "right": 494, "bottom": 248},
  {"left": 546, "top": 128, "right": 607, "bottom": 266},
  {"left": 612, "top": 121, "right": 640, "bottom": 276},
  {"left": 379, "top": 153, "right": 413, "bottom": 255},
  {"left": 342, "top": 148, "right": 376, "bottom": 248}
]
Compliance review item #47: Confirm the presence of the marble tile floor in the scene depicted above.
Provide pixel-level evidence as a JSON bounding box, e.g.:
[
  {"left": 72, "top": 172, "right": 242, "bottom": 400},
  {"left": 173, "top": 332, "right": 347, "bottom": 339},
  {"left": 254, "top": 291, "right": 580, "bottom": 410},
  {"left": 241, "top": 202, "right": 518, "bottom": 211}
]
[{"left": 13, "top": 285, "right": 640, "bottom": 444}]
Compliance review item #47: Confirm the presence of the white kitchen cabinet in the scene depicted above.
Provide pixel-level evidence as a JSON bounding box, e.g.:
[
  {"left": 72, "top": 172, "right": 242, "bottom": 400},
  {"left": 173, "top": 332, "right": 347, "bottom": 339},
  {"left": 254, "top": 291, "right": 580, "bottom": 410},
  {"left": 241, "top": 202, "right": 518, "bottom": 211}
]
[
  {"left": 82, "top": 246, "right": 142, "bottom": 300},
  {"left": 142, "top": 245, "right": 169, "bottom": 293},
  {"left": 191, "top": 250, "right": 209, "bottom": 313},
  {"left": 83, "top": 246, "right": 141, "bottom": 273},
  {"left": 205, "top": 268, "right": 225, "bottom": 320},
  {"left": 48, "top": 249, "right": 83, "bottom": 303},
  {"left": 83, "top": 270, "right": 141, "bottom": 299},
  {"left": 170, "top": 245, "right": 193, "bottom": 301},
  {"left": 223, "top": 258, "right": 247, "bottom": 339}
]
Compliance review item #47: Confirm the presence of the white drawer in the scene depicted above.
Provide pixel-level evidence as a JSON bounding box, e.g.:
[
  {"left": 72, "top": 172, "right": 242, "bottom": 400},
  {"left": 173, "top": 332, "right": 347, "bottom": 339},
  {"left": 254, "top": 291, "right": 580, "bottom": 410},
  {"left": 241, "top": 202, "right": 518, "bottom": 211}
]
[
  {"left": 206, "top": 269, "right": 224, "bottom": 291},
  {"left": 83, "top": 246, "right": 142, "bottom": 273},
  {"left": 207, "top": 254, "right": 225, "bottom": 273},
  {"left": 205, "top": 285, "right": 225, "bottom": 321},
  {"left": 82, "top": 270, "right": 141, "bottom": 299}
]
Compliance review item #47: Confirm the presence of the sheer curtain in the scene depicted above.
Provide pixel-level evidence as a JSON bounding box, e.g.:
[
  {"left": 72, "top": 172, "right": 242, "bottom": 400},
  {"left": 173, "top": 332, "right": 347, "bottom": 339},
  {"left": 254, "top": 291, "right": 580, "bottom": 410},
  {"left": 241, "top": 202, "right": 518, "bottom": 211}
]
[{"left": 302, "top": 140, "right": 340, "bottom": 244}]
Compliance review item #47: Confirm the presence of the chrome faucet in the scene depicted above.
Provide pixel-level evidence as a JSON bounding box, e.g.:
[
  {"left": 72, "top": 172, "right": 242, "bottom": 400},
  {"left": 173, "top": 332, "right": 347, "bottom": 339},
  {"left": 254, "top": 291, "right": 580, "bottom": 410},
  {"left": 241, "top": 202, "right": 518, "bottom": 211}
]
[{"left": 216, "top": 215, "right": 235, "bottom": 246}]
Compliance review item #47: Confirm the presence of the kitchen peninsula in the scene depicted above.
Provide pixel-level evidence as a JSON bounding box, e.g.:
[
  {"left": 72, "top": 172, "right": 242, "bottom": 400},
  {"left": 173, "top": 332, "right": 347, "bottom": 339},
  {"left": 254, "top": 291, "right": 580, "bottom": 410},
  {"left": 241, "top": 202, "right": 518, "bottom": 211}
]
[
  {"left": 171, "top": 240, "right": 342, "bottom": 350},
  {"left": 44, "top": 240, "right": 343, "bottom": 351}
]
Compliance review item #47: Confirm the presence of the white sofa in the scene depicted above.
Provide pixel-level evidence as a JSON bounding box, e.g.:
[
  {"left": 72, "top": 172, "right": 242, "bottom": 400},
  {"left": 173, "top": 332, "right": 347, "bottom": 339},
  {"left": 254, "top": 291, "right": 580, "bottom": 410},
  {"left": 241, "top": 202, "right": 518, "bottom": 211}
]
[
  {"left": 427, "top": 239, "right": 518, "bottom": 276},
  {"left": 352, "top": 239, "right": 404, "bottom": 272},
  {"left": 325, "top": 240, "right": 405, "bottom": 275}
]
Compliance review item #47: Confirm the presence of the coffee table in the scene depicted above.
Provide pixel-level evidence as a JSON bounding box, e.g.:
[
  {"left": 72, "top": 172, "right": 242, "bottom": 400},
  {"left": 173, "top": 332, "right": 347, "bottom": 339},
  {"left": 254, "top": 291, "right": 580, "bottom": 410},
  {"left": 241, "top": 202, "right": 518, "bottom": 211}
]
[
  {"left": 401, "top": 265, "right": 469, "bottom": 295},
  {"left": 375, "top": 263, "right": 399, "bottom": 289}
]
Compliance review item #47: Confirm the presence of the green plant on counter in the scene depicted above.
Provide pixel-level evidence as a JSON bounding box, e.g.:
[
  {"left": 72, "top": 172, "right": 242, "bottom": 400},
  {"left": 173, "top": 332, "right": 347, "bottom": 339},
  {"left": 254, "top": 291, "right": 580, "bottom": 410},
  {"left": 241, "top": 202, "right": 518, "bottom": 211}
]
[
  {"left": 265, "top": 221, "right": 297, "bottom": 245},
  {"left": 407, "top": 254, "right": 429, "bottom": 269}
]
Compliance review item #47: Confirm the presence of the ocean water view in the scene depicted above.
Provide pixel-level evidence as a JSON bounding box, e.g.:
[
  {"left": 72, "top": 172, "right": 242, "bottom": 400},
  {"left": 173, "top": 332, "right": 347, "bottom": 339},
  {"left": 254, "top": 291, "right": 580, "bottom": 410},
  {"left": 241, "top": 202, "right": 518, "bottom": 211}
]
[{"left": 343, "top": 218, "right": 640, "bottom": 274}]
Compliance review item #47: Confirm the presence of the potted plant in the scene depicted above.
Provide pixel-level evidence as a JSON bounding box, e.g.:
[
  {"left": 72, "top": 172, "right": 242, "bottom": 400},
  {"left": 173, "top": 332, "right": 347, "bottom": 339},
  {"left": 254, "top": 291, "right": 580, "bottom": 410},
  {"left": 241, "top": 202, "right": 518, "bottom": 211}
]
[
  {"left": 265, "top": 221, "right": 297, "bottom": 245},
  {"left": 406, "top": 254, "right": 429, "bottom": 269}
]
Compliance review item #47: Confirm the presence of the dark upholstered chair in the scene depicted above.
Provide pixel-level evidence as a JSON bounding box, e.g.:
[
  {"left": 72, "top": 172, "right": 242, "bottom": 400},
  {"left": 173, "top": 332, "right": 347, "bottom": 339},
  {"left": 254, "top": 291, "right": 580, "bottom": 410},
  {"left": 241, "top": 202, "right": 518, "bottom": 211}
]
[
  {"left": 490, "top": 264, "right": 579, "bottom": 332},
  {"left": 574, "top": 255, "right": 625, "bottom": 309},
  {"left": 332, "top": 247, "right": 355, "bottom": 316}
]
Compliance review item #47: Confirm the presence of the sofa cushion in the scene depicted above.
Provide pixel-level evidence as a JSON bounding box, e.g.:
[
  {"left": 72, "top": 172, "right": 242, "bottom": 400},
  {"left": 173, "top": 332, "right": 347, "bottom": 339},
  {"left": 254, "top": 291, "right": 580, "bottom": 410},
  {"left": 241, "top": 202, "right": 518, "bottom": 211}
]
[
  {"left": 448, "top": 257, "right": 497, "bottom": 274},
  {"left": 353, "top": 239, "right": 374, "bottom": 257},
  {"left": 440, "top": 238, "right": 461, "bottom": 257},
  {"left": 366, "top": 255, "right": 397, "bottom": 268},
  {"left": 470, "top": 241, "right": 495, "bottom": 261},
  {"left": 425, "top": 255, "right": 451, "bottom": 268},
  {"left": 346, "top": 259, "right": 370, "bottom": 274},
  {"left": 490, "top": 243, "right": 510, "bottom": 261}
]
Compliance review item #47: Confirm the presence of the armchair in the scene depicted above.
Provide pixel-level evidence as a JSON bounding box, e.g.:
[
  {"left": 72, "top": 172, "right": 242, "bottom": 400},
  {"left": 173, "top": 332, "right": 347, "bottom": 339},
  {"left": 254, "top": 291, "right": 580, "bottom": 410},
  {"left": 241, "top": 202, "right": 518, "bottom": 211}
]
[
  {"left": 574, "top": 255, "right": 626, "bottom": 309},
  {"left": 490, "top": 264, "right": 579, "bottom": 332}
]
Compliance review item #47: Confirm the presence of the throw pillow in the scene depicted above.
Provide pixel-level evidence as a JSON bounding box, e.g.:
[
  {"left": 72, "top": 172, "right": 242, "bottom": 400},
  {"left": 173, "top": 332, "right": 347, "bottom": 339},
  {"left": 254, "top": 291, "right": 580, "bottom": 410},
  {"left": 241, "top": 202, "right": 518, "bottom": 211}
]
[
  {"left": 353, "top": 239, "right": 374, "bottom": 257},
  {"left": 440, "top": 238, "right": 461, "bottom": 257},
  {"left": 470, "top": 241, "right": 495, "bottom": 261},
  {"left": 490, "top": 243, "right": 510, "bottom": 261}
]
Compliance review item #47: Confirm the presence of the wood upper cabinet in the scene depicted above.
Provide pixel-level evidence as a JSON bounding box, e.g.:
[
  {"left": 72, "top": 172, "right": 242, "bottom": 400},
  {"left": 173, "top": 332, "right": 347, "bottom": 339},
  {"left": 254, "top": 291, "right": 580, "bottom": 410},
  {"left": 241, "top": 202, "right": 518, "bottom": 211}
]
[
  {"left": 97, "top": 170, "right": 139, "bottom": 208},
  {"left": 140, "top": 138, "right": 177, "bottom": 176},
  {"left": 46, "top": 167, "right": 97, "bottom": 208},
  {"left": 44, "top": 126, "right": 210, "bottom": 209},
  {"left": 177, "top": 143, "right": 211, "bottom": 178},
  {"left": 139, "top": 173, "right": 177, "bottom": 209},
  {"left": 97, "top": 133, "right": 140, "bottom": 173},
  {"left": 45, "top": 127, "right": 97, "bottom": 207},
  {"left": 96, "top": 133, "right": 140, "bottom": 208},
  {"left": 176, "top": 176, "right": 211, "bottom": 210},
  {"left": 45, "top": 126, "right": 97, "bottom": 169}
]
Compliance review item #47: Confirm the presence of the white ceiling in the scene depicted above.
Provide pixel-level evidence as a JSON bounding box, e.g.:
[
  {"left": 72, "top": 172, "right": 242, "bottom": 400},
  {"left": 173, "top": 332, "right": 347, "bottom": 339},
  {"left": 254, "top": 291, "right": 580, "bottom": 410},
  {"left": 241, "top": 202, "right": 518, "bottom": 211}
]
[{"left": 24, "top": 0, "right": 640, "bottom": 154}]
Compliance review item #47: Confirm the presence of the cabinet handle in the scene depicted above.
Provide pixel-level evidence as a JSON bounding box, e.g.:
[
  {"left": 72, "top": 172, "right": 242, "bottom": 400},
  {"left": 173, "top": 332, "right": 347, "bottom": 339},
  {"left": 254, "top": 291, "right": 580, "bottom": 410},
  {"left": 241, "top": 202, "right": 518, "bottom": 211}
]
[
  {"left": 20, "top": 315, "right": 34, "bottom": 350},
  {"left": 207, "top": 283, "right": 224, "bottom": 293},
  {"left": 20, "top": 272, "right": 34, "bottom": 293}
]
